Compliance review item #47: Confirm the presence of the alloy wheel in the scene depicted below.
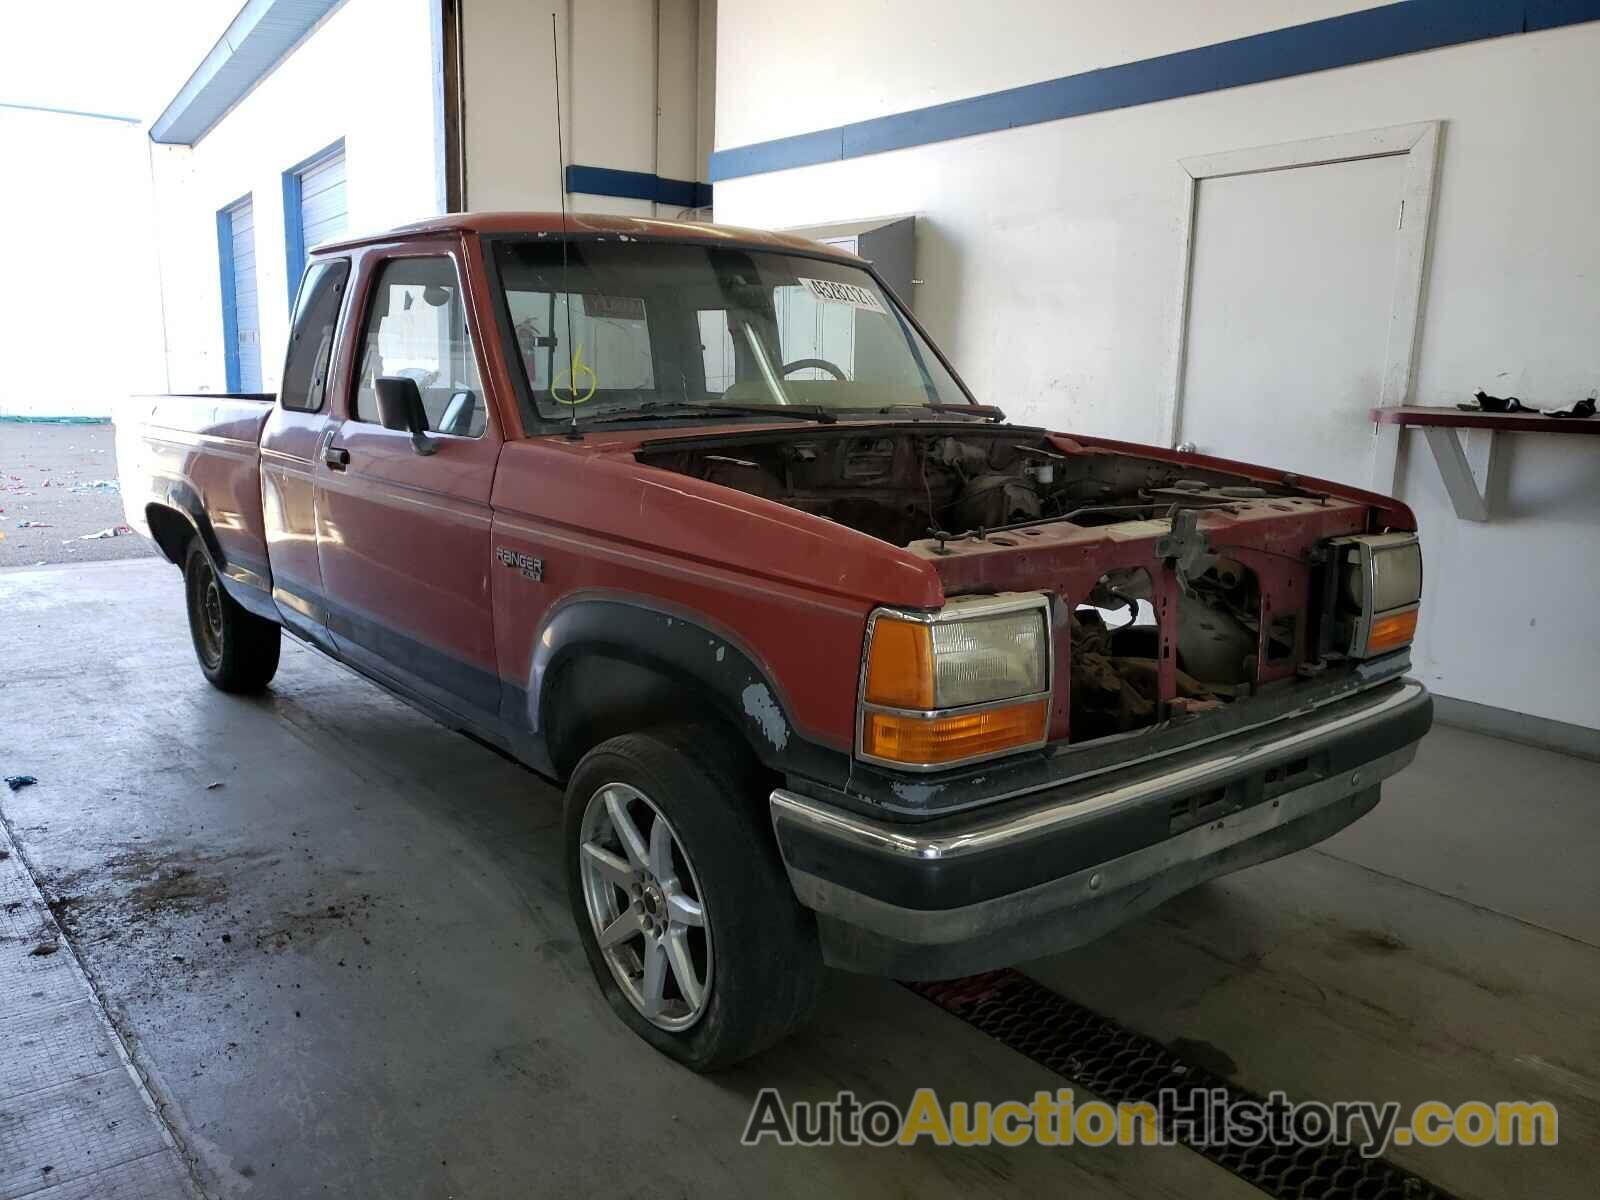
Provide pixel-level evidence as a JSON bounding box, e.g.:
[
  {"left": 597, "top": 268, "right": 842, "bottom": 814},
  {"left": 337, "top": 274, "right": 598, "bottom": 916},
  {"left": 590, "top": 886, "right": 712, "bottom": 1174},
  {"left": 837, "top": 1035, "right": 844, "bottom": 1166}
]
[{"left": 577, "top": 782, "right": 713, "bottom": 1031}]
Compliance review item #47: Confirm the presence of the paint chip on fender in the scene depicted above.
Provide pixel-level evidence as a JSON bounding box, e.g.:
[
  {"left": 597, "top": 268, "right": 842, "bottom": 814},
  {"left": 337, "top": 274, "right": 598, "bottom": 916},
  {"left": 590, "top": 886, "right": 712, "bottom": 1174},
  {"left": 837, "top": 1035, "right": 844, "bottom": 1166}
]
[{"left": 741, "top": 683, "right": 788, "bottom": 750}]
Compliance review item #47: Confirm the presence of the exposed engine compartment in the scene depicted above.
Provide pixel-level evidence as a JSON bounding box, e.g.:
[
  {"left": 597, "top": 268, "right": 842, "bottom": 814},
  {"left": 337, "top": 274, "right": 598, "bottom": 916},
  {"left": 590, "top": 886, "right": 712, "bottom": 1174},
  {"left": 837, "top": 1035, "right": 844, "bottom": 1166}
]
[
  {"left": 638, "top": 427, "right": 1354, "bottom": 744},
  {"left": 638, "top": 428, "right": 1304, "bottom": 546}
]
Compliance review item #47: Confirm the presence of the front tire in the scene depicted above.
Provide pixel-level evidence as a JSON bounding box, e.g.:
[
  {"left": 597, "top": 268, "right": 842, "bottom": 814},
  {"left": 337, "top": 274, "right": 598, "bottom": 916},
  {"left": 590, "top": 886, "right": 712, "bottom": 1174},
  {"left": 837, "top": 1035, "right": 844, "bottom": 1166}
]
[
  {"left": 183, "top": 540, "right": 280, "bottom": 693},
  {"left": 564, "top": 725, "right": 821, "bottom": 1070}
]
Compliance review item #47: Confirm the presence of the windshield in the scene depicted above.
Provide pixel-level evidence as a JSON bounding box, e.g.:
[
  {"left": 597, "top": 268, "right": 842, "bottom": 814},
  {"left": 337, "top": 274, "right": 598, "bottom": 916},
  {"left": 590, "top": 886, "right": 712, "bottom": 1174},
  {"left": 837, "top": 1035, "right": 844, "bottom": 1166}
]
[{"left": 491, "top": 238, "right": 974, "bottom": 427}]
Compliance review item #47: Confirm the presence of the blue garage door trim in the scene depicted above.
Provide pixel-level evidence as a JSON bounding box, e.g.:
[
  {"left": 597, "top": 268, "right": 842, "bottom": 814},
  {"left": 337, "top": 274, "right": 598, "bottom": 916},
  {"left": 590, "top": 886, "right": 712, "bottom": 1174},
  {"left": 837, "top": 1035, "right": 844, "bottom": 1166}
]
[
  {"left": 282, "top": 140, "right": 347, "bottom": 307},
  {"left": 217, "top": 196, "right": 263, "bottom": 393}
]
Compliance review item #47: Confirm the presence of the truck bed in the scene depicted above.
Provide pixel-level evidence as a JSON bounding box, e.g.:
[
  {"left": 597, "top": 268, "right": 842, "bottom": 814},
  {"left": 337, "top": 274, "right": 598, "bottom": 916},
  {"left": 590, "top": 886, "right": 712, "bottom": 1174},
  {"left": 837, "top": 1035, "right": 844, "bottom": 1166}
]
[{"left": 115, "top": 393, "right": 275, "bottom": 596}]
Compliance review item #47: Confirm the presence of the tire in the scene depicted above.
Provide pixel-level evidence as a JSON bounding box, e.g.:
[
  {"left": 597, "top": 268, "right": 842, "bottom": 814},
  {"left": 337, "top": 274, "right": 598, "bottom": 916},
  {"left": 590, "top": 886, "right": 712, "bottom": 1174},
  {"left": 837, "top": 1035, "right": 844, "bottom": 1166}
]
[
  {"left": 564, "top": 725, "right": 821, "bottom": 1071},
  {"left": 183, "top": 539, "right": 281, "bottom": 693}
]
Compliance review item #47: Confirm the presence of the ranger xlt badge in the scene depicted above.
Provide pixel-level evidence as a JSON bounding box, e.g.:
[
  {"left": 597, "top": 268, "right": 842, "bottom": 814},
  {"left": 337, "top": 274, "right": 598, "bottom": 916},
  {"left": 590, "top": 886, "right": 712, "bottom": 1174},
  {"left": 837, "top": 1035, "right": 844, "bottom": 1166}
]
[{"left": 496, "top": 547, "right": 543, "bottom": 581}]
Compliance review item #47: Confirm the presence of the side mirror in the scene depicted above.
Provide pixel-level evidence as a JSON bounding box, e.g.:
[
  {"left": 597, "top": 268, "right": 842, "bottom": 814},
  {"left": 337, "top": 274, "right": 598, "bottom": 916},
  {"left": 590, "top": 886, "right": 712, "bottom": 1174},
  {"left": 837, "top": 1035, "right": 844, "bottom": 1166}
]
[{"left": 374, "top": 376, "right": 438, "bottom": 456}]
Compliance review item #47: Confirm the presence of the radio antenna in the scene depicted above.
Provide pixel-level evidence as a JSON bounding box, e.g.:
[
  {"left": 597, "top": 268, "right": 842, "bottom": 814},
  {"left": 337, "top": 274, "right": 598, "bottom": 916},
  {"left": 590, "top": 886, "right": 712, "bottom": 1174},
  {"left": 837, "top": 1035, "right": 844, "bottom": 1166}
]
[{"left": 551, "top": 11, "right": 580, "bottom": 440}]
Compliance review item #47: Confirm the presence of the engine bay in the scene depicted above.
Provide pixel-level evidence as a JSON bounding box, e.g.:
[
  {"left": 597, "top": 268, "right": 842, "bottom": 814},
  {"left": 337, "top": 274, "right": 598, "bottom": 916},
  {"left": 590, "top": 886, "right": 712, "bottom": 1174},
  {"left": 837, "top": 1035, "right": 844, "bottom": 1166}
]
[
  {"left": 638, "top": 426, "right": 1359, "bottom": 743},
  {"left": 638, "top": 427, "right": 1309, "bottom": 544}
]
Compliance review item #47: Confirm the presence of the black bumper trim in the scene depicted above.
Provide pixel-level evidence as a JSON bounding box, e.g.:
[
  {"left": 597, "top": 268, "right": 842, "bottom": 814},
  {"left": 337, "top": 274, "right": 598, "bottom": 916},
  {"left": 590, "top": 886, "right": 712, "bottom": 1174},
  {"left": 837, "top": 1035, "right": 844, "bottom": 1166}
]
[{"left": 771, "top": 679, "right": 1431, "bottom": 914}]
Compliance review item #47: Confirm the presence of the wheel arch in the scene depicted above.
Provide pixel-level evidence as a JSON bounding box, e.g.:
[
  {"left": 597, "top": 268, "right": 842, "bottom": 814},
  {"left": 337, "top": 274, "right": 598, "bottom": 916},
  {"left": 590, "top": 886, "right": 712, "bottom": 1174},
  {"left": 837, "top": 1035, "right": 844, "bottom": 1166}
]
[
  {"left": 144, "top": 502, "right": 198, "bottom": 566},
  {"left": 526, "top": 597, "right": 847, "bottom": 787},
  {"left": 144, "top": 477, "right": 276, "bottom": 621}
]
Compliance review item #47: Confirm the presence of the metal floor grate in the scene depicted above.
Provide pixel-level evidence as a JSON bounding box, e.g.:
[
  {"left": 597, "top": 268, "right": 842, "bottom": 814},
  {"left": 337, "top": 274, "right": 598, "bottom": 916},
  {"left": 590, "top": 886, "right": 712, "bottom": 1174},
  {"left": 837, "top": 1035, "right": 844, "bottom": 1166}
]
[{"left": 907, "top": 970, "right": 1458, "bottom": 1200}]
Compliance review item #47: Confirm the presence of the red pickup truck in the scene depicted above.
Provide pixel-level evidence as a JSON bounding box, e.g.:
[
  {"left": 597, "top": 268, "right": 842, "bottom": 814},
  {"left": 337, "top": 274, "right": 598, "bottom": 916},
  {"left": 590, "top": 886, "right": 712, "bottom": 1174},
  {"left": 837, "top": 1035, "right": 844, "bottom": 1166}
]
[{"left": 118, "top": 212, "right": 1430, "bottom": 1069}]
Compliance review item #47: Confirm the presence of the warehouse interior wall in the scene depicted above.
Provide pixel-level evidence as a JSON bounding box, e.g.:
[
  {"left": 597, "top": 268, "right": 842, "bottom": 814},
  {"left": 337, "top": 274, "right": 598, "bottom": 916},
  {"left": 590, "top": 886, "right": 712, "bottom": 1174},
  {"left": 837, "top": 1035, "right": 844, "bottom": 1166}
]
[
  {"left": 458, "top": 0, "right": 714, "bottom": 214},
  {"left": 709, "top": 2, "right": 1600, "bottom": 731},
  {"left": 0, "top": 110, "right": 165, "bottom": 418},
  {"left": 150, "top": 0, "right": 441, "bottom": 395}
]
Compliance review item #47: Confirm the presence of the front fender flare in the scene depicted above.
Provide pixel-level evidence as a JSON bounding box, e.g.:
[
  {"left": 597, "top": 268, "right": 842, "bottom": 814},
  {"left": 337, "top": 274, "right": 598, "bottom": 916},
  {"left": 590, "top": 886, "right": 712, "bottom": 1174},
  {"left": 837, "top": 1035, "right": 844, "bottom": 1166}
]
[{"left": 519, "top": 595, "right": 849, "bottom": 786}]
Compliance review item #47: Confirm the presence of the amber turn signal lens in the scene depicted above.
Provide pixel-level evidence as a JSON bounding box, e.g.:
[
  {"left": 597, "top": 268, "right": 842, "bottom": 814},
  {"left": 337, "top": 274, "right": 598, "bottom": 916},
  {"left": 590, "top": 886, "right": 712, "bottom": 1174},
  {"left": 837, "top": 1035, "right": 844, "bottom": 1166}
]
[
  {"left": 1365, "top": 607, "right": 1419, "bottom": 656},
  {"left": 864, "top": 618, "right": 934, "bottom": 708},
  {"left": 863, "top": 699, "right": 1048, "bottom": 766}
]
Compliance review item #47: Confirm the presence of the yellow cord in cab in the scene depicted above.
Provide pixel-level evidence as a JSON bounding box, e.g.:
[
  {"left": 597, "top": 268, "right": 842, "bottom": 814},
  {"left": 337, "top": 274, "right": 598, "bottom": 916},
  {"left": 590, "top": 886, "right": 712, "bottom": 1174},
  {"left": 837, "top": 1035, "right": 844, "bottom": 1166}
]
[{"left": 553, "top": 342, "right": 598, "bottom": 405}]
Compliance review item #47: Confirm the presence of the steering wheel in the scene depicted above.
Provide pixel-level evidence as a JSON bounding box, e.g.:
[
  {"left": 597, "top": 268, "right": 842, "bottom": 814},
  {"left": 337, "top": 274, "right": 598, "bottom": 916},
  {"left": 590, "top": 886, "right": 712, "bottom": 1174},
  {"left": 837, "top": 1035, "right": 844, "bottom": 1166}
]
[{"left": 780, "top": 357, "right": 848, "bottom": 381}]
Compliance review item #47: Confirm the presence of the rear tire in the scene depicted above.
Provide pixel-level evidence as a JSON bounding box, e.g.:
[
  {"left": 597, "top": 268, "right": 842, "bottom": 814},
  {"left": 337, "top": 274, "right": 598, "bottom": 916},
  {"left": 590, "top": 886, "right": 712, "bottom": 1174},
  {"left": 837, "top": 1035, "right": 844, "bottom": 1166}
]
[
  {"left": 564, "top": 725, "right": 821, "bottom": 1071},
  {"left": 183, "top": 539, "right": 280, "bottom": 693}
]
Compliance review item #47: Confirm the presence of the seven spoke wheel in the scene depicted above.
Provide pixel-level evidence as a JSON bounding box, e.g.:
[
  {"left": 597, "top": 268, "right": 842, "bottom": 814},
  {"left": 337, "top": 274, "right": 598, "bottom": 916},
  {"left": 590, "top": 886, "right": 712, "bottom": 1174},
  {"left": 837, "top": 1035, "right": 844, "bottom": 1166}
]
[
  {"left": 578, "top": 782, "right": 712, "bottom": 1031},
  {"left": 563, "top": 726, "right": 821, "bottom": 1069}
]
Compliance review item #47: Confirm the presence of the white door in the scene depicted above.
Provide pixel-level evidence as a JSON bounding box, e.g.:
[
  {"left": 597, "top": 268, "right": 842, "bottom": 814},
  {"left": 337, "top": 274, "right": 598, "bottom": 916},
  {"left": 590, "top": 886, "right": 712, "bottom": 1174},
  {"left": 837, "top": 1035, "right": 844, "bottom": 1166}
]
[{"left": 1176, "top": 153, "right": 1408, "bottom": 489}]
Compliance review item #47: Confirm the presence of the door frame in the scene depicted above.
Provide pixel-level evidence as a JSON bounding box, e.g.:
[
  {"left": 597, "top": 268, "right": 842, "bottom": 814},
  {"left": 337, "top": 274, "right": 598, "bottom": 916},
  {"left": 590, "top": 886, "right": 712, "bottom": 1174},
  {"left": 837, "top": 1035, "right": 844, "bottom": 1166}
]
[{"left": 1163, "top": 120, "right": 1442, "bottom": 494}]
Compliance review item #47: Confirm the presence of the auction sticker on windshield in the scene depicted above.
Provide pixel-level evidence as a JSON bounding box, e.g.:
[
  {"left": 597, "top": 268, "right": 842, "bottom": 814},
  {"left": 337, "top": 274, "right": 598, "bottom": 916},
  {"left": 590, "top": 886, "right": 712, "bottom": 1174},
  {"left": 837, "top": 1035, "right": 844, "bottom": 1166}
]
[{"left": 799, "top": 277, "right": 887, "bottom": 313}]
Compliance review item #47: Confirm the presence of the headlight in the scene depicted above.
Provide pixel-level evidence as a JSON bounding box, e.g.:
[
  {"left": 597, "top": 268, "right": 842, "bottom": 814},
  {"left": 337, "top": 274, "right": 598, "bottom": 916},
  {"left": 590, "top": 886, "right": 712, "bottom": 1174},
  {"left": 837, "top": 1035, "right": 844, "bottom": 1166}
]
[
  {"left": 859, "top": 594, "right": 1050, "bottom": 769},
  {"left": 1329, "top": 533, "right": 1422, "bottom": 658},
  {"left": 1344, "top": 538, "right": 1422, "bottom": 613}
]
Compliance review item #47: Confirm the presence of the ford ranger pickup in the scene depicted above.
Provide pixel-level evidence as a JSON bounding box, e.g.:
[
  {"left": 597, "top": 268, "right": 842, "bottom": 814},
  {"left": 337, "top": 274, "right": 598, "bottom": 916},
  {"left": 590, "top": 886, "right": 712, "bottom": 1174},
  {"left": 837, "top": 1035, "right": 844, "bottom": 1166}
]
[{"left": 116, "top": 212, "right": 1432, "bottom": 1069}]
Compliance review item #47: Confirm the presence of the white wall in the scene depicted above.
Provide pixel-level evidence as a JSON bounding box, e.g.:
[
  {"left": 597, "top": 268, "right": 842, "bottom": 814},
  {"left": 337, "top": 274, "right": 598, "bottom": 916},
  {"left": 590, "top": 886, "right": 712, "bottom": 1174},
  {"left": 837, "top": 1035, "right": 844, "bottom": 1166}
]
[
  {"left": 712, "top": 5, "right": 1600, "bottom": 729},
  {"left": 460, "top": 0, "right": 711, "bottom": 215},
  {"left": 0, "top": 110, "right": 166, "bottom": 417},
  {"left": 150, "top": 0, "right": 441, "bottom": 394}
]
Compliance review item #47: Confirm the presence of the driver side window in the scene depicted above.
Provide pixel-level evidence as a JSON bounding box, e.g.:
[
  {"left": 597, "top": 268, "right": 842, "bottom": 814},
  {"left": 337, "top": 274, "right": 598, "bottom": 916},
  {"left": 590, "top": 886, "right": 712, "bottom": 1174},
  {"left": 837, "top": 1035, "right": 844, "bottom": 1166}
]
[{"left": 353, "top": 256, "right": 486, "bottom": 437}]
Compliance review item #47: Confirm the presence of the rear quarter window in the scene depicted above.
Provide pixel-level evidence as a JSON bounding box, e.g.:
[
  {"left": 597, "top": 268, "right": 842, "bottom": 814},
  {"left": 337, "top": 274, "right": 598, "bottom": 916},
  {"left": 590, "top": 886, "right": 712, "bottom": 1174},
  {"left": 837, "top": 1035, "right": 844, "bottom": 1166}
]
[{"left": 280, "top": 259, "right": 350, "bottom": 412}]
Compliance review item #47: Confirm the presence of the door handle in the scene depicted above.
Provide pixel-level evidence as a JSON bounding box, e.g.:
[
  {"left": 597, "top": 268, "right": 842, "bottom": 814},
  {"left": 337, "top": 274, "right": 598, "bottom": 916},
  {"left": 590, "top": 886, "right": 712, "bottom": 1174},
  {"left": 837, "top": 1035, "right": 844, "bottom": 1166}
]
[{"left": 323, "top": 444, "right": 350, "bottom": 470}]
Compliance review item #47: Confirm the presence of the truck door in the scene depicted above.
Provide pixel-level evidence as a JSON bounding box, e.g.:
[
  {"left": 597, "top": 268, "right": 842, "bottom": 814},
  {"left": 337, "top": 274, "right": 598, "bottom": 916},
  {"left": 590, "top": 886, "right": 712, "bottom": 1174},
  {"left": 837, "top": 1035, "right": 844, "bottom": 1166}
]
[
  {"left": 313, "top": 245, "right": 503, "bottom": 726},
  {"left": 260, "top": 258, "right": 350, "bottom": 652}
]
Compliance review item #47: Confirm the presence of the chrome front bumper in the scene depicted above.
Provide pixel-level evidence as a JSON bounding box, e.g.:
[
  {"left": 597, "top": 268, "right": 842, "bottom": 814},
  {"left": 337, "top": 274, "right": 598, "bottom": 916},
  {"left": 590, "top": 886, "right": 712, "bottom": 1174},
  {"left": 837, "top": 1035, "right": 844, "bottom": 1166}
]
[{"left": 770, "top": 679, "right": 1430, "bottom": 978}]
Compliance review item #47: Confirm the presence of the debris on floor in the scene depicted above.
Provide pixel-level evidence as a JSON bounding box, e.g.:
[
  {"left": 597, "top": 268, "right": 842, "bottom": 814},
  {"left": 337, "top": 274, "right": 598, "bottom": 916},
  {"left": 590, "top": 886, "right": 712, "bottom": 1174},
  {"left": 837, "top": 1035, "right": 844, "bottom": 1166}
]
[
  {"left": 206, "top": 781, "right": 226, "bottom": 790},
  {"left": 0, "top": 423, "right": 151, "bottom": 567},
  {"left": 5, "top": 774, "right": 38, "bottom": 792},
  {"left": 71, "top": 523, "right": 135, "bottom": 541}
]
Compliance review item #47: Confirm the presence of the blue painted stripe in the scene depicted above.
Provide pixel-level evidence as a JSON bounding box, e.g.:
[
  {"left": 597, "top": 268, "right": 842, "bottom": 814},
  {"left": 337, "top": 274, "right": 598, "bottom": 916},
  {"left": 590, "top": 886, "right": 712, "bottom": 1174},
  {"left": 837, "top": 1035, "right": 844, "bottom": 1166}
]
[
  {"left": 709, "top": 0, "right": 1600, "bottom": 181},
  {"left": 565, "top": 165, "right": 712, "bottom": 209},
  {"left": 282, "top": 171, "right": 305, "bottom": 311}
]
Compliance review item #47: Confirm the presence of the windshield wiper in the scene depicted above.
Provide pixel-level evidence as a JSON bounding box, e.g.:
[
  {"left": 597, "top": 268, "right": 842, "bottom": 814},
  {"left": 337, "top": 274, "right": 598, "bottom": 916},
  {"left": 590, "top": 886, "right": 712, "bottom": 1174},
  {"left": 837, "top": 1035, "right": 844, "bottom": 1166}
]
[
  {"left": 582, "top": 400, "right": 837, "bottom": 425},
  {"left": 869, "top": 402, "right": 1007, "bottom": 422}
]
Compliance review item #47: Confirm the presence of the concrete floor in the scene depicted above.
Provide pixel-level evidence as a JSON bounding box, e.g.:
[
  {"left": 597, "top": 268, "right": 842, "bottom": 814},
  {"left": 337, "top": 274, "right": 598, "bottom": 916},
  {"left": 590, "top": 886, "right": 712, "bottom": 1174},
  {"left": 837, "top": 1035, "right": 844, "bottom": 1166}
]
[
  {"left": 0, "top": 819, "right": 194, "bottom": 1198},
  {"left": 0, "top": 422, "right": 155, "bottom": 568},
  {"left": 2, "top": 558, "right": 1597, "bottom": 1199}
]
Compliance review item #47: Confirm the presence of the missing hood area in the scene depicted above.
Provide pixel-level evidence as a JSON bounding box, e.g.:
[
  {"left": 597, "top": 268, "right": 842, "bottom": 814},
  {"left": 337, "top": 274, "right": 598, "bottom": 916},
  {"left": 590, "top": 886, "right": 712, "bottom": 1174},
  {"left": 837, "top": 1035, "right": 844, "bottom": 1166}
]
[
  {"left": 639, "top": 427, "right": 1357, "bottom": 745},
  {"left": 637, "top": 427, "right": 1308, "bottom": 547}
]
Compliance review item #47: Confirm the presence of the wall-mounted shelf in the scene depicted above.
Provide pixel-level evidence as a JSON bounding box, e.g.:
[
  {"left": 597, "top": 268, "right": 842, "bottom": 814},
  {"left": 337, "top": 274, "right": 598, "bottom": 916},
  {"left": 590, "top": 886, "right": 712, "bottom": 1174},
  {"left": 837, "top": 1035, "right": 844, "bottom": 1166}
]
[{"left": 1372, "top": 405, "right": 1600, "bottom": 521}]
